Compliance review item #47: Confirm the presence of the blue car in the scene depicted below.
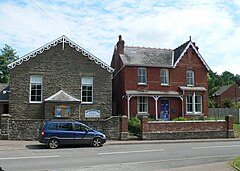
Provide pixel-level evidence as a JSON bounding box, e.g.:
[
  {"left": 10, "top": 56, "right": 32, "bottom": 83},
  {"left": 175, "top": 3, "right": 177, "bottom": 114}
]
[{"left": 39, "top": 121, "right": 106, "bottom": 149}]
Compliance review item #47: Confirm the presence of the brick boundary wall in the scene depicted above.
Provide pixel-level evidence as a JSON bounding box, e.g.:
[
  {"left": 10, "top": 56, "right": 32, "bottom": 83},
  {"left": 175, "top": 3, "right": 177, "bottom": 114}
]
[
  {"left": 0, "top": 115, "right": 122, "bottom": 140},
  {"left": 139, "top": 115, "right": 234, "bottom": 140}
]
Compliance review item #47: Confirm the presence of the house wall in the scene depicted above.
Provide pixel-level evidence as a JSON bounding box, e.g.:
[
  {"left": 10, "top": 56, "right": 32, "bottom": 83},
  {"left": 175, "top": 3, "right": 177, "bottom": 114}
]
[
  {"left": 9, "top": 43, "right": 112, "bottom": 119},
  {"left": 113, "top": 46, "right": 208, "bottom": 118},
  {"left": 215, "top": 84, "right": 240, "bottom": 107}
]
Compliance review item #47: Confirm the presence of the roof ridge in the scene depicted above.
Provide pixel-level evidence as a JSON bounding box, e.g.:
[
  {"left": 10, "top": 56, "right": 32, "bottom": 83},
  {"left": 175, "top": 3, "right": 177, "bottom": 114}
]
[{"left": 125, "top": 45, "right": 172, "bottom": 50}]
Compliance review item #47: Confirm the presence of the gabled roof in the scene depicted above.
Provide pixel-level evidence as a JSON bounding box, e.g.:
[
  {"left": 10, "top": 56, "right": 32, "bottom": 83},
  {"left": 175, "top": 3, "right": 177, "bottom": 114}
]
[
  {"left": 213, "top": 84, "right": 233, "bottom": 96},
  {"left": 7, "top": 35, "right": 114, "bottom": 73},
  {"left": 45, "top": 90, "right": 80, "bottom": 102},
  {"left": 173, "top": 40, "right": 210, "bottom": 70},
  {"left": 0, "top": 83, "right": 9, "bottom": 102},
  {"left": 119, "top": 39, "right": 210, "bottom": 70},
  {"left": 121, "top": 46, "right": 173, "bottom": 67}
]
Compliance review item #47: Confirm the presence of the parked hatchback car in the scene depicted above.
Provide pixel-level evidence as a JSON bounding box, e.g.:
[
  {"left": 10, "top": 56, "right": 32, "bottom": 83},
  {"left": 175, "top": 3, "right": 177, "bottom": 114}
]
[{"left": 39, "top": 121, "right": 106, "bottom": 149}]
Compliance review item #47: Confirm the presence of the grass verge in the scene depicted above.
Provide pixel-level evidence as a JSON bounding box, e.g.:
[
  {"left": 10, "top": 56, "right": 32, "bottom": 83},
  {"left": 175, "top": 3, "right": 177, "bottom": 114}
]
[
  {"left": 234, "top": 157, "right": 240, "bottom": 170},
  {"left": 234, "top": 124, "right": 240, "bottom": 138}
]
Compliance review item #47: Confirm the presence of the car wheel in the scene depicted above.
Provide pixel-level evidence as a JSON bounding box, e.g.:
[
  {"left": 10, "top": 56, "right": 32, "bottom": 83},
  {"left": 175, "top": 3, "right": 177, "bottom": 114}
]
[
  {"left": 48, "top": 138, "right": 60, "bottom": 149},
  {"left": 92, "top": 137, "right": 102, "bottom": 147}
]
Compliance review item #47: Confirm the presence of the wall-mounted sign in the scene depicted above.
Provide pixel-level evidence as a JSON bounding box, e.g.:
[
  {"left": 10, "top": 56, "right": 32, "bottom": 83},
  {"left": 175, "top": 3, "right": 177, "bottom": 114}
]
[{"left": 85, "top": 109, "right": 100, "bottom": 118}]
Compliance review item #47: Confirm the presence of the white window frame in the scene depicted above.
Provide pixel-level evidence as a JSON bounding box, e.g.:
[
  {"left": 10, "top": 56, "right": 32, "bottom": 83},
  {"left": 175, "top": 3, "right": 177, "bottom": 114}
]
[
  {"left": 137, "top": 97, "right": 148, "bottom": 113},
  {"left": 160, "top": 68, "right": 169, "bottom": 85},
  {"left": 195, "top": 95, "right": 202, "bottom": 113},
  {"left": 186, "top": 93, "right": 202, "bottom": 114},
  {"left": 29, "top": 75, "right": 43, "bottom": 103},
  {"left": 186, "top": 70, "right": 194, "bottom": 86},
  {"left": 138, "top": 67, "right": 147, "bottom": 85},
  {"left": 81, "top": 77, "right": 93, "bottom": 104}
]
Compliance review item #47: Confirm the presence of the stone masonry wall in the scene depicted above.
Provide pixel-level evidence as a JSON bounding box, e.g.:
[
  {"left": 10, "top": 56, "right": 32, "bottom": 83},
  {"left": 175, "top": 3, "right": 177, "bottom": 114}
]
[
  {"left": 2, "top": 116, "right": 120, "bottom": 140},
  {"left": 9, "top": 43, "right": 112, "bottom": 120}
]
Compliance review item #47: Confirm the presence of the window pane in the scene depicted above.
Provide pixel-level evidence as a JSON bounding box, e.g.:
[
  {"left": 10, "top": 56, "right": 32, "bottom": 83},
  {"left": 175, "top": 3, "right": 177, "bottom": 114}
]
[
  {"left": 82, "top": 77, "right": 93, "bottom": 84},
  {"left": 161, "top": 69, "right": 169, "bottom": 84},
  {"left": 187, "top": 70, "right": 194, "bottom": 86},
  {"left": 30, "top": 76, "right": 42, "bottom": 102},
  {"left": 30, "top": 76, "right": 42, "bottom": 83},
  {"left": 138, "top": 68, "right": 147, "bottom": 84},
  {"left": 48, "top": 123, "right": 58, "bottom": 130},
  {"left": 186, "top": 95, "right": 193, "bottom": 112},
  {"left": 137, "top": 97, "right": 148, "bottom": 113},
  {"left": 81, "top": 77, "right": 93, "bottom": 103},
  {"left": 195, "top": 95, "right": 202, "bottom": 112}
]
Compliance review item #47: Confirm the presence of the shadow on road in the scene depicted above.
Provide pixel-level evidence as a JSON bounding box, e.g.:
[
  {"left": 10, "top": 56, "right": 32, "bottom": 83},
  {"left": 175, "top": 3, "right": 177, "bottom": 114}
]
[
  {"left": 26, "top": 144, "right": 94, "bottom": 150},
  {"left": 25, "top": 144, "right": 48, "bottom": 150}
]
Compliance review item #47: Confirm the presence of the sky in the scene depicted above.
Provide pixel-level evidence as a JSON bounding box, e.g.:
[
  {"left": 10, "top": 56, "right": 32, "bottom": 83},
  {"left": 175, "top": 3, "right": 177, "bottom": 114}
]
[{"left": 0, "top": 0, "right": 239, "bottom": 75}]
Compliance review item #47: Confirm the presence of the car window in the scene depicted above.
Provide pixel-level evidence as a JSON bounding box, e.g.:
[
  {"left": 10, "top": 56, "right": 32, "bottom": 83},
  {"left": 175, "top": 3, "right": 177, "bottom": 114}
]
[
  {"left": 59, "top": 123, "right": 73, "bottom": 131},
  {"left": 75, "top": 124, "right": 87, "bottom": 131},
  {"left": 47, "top": 123, "right": 58, "bottom": 130}
]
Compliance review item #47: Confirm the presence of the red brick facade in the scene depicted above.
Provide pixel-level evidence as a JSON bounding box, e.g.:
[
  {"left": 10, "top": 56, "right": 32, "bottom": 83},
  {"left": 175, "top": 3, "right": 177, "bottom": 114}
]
[
  {"left": 213, "top": 83, "right": 240, "bottom": 107},
  {"left": 111, "top": 36, "right": 209, "bottom": 120}
]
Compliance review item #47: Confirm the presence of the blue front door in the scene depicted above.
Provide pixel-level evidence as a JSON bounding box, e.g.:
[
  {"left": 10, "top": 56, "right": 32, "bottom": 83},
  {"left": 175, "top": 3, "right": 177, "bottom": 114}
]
[{"left": 160, "top": 100, "right": 169, "bottom": 120}]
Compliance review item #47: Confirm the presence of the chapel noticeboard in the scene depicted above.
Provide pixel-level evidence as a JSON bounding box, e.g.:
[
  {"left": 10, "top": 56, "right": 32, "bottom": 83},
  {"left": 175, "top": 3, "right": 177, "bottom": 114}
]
[{"left": 85, "top": 109, "right": 101, "bottom": 118}]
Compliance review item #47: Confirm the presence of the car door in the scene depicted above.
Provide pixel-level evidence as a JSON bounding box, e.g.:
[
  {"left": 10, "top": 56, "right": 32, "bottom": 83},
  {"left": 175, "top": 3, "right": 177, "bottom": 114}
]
[
  {"left": 58, "top": 122, "right": 75, "bottom": 145},
  {"left": 74, "top": 123, "right": 95, "bottom": 145}
]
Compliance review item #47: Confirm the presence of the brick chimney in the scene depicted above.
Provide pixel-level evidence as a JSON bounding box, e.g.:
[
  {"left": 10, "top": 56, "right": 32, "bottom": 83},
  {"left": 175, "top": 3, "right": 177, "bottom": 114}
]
[{"left": 116, "top": 35, "right": 125, "bottom": 54}]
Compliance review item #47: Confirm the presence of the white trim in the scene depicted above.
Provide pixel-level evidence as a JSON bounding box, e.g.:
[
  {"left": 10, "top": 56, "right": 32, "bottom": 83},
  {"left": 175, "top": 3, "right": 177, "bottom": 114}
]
[
  {"left": 7, "top": 35, "right": 114, "bottom": 73},
  {"left": 45, "top": 90, "right": 80, "bottom": 102},
  {"left": 173, "top": 41, "right": 210, "bottom": 70},
  {"left": 171, "top": 51, "right": 174, "bottom": 66},
  {"left": 160, "top": 68, "right": 169, "bottom": 85},
  {"left": 186, "top": 93, "right": 203, "bottom": 115},
  {"left": 137, "top": 96, "right": 148, "bottom": 114},
  {"left": 81, "top": 77, "right": 93, "bottom": 104},
  {"left": 138, "top": 67, "right": 147, "bottom": 84},
  {"left": 29, "top": 75, "right": 43, "bottom": 103}
]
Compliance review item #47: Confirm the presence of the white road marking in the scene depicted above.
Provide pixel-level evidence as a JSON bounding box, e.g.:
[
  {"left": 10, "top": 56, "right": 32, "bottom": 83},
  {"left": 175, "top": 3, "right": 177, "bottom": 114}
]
[
  {"left": 0, "top": 155, "right": 59, "bottom": 160},
  {"left": 98, "top": 149, "right": 165, "bottom": 155},
  {"left": 192, "top": 145, "right": 240, "bottom": 150},
  {"left": 115, "top": 154, "right": 239, "bottom": 165}
]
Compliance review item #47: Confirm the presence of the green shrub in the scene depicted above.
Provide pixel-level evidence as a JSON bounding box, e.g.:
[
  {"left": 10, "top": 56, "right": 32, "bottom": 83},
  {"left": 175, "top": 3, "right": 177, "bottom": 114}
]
[
  {"left": 128, "top": 117, "right": 140, "bottom": 135},
  {"left": 173, "top": 117, "right": 189, "bottom": 121}
]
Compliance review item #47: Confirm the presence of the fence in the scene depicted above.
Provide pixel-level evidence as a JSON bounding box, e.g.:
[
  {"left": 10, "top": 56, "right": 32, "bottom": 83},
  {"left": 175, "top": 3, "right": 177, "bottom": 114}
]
[
  {"left": 209, "top": 108, "right": 240, "bottom": 123},
  {"left": 139, "top": 115, "right": 234, "bottom": 140}
]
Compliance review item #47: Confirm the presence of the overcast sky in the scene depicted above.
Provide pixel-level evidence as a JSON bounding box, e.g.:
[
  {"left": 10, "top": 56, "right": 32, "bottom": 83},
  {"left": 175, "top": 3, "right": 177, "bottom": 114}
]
[{"left": 0, "top": 0, "right": 239, "bottom": 75}]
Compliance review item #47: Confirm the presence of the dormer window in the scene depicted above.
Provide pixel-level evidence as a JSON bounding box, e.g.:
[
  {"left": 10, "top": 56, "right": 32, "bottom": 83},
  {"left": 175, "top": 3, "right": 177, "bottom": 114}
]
[
  {"left": 186, "top": 70, "right": 194, "bottom": 86},
  {"left": 138, "top": 67, "right": 147, "bottom": 84}
]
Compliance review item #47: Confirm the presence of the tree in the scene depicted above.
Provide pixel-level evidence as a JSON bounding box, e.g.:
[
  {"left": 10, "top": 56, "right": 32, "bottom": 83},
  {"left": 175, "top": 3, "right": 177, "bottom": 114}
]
[
  {"left": 221, "top": 71, "right": 235, "bottom": 85},
  {"left": 0, "top": 44, "right": 18, "bottom": 83}
]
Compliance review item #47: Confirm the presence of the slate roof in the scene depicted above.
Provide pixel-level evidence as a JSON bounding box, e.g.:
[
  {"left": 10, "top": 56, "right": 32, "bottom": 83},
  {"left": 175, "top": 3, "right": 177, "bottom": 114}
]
[
  {"left": 0, "top": 83, "right": 9, "bottom": 102},
  {"left": 213, "top": 84, "right": 233, "bottom": 96},
  {"left": 45, "top": 90, "right": 80, "bottom": 102},
  {"left": 173, "top": 40, "right": 190, "bottom": 64},
  {"left": 121, "top": 46, "right": 173, "bottom": 67},
  {"left": 120, "top": 40, "right": 210, "bottom": 70}
]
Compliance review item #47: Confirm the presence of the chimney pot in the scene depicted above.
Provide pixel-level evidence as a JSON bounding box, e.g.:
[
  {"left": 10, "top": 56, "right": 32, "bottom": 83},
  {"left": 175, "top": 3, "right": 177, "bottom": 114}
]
[
  {"left": 117, "top": 35, "right": 125, "bottom": 54},
  {"left": 119, "top": 35, "right": 122, "bottom": 41}
]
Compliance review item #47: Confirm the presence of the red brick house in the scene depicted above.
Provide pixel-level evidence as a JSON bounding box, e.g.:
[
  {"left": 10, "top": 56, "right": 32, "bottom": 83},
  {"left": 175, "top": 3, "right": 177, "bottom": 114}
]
[
  {"left": 213, "top": 83, "right": 240, "bottom": 107},
  {"left": 111, "top": 35, "right": 210, "bottom": 120}
]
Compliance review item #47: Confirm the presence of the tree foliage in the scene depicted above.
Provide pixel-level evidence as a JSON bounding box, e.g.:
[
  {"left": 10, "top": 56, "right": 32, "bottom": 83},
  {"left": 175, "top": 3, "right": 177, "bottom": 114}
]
[{"left": 0, "top": 44, "right": 19, "bottom": 83}]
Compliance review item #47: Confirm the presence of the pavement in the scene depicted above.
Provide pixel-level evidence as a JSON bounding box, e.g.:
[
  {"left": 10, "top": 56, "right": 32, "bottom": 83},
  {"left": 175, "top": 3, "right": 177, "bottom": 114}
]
[{"left": 0, "top": 138, "right": 239, "bottom": 171}]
